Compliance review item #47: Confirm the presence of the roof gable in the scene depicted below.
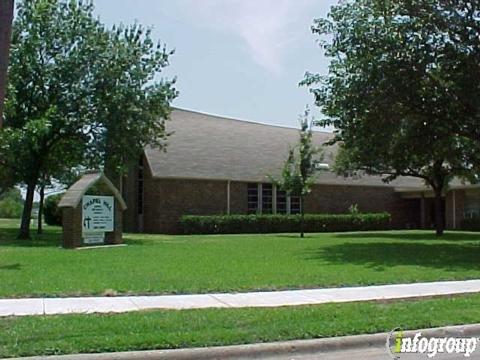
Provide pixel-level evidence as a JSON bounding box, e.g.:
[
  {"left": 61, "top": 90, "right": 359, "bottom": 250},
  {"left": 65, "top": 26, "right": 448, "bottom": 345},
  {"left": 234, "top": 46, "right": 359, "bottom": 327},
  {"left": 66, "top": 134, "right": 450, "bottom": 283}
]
[{"left": 58, "top": 172, "right": 127, "bottom": 210}]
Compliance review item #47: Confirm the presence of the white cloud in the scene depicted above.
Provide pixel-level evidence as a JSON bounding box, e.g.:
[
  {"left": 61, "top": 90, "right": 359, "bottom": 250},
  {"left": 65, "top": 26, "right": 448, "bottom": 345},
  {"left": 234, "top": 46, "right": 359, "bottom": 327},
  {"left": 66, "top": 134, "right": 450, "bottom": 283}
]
[{"left": 180, "top": 0, "right": 314, "bottom": 75}]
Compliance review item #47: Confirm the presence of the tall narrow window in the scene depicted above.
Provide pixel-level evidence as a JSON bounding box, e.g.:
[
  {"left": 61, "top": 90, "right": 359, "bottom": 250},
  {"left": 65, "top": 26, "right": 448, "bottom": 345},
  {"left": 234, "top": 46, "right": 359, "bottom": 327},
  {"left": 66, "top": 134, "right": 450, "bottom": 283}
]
[
  {"left": 137, "top": 157, "right": 144, "bottom": 215},
  {"left": 276, "top": 189, "right": 287, "bottom": 214},
  {"left": 247, "top": 183, "right": 258, "bottom": 214},
  {"left": 290, "top": 195, "right": 301, "bottom": 214},
  {"left": 262, "top": 184, "right": 273, "bottom": 214}
]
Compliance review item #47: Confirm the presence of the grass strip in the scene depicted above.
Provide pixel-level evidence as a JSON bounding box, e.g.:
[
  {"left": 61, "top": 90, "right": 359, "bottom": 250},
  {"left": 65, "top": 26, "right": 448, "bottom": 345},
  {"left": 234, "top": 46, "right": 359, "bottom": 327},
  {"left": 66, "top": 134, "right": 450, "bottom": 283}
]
[{"left": 1, "top": 293, "right": 480, "bottom": 358}]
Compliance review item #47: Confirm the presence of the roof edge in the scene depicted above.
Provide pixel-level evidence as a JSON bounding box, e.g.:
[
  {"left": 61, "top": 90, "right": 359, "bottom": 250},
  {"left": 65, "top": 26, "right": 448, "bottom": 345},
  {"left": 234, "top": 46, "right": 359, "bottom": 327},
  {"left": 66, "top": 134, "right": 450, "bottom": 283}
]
[
  {"left": 58, "top": 172, "right": 127, "bottom": 210},
  {"left": 171, "top": 107, "right": 334, "bottom": 135},
  {"left": 148, "top": 174, "right": 426, "bottom": 189}
]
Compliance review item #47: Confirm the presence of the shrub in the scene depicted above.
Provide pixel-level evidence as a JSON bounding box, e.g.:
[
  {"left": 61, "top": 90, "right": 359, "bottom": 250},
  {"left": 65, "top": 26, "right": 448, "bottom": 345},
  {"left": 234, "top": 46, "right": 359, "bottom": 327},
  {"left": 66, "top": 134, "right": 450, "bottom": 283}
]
[
  {"left": 461, "top": 217, "right": 480, "bottom": 231},
  {"left": 348, "top": 204, "right": 359, "bottom": 215},
  {"left": 0, "top": 188, "right": 23, "bottom": 218},
  {"left": 0, "top": 198, "right": 23, "bottom": 218},
  {"left": 44, "top": 193, "right": 64, "bottom": 226},
  {"left": 179, "top": 213, "right": 392, "bottom": 235}
]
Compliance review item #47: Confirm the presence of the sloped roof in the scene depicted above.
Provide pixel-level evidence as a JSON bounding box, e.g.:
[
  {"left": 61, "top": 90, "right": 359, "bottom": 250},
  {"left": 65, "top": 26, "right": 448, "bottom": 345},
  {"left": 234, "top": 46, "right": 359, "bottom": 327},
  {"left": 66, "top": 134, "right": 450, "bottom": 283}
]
[
  {"left": 58, "top": 172, "right": 127, "bottom": 210},
  {"left": 144, "top": 108, "right": 424, "bottom": 188}
]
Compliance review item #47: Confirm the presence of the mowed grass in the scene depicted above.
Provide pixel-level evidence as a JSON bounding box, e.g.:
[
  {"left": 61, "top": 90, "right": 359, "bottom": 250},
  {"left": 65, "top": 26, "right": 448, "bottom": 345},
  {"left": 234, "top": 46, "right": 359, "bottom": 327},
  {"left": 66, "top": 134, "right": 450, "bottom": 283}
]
[
  {"left": 2, "top": 294, "right": 480, "bottom": 358},
  {"left": 0, "top": 219, "right": 480, "bottom": 297}
]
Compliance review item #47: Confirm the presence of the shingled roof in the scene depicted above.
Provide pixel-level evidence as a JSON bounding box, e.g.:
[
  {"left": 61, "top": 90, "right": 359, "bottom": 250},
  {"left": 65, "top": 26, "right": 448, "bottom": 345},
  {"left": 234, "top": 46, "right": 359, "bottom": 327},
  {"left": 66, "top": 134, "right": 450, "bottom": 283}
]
[{"left": 144, "top": 108, "right": 424, "bottom": 188}]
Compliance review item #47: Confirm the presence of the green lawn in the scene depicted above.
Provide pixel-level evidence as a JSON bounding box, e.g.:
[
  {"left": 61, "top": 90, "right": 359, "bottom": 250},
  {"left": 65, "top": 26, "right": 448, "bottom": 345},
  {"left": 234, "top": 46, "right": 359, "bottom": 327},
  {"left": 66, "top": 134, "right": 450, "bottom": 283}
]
[
  {"left": 2, "top": 294, "right": 480, "bottom": 358},
  {"left": 0, "top": 219, "right": 480, "bottom": 298}
]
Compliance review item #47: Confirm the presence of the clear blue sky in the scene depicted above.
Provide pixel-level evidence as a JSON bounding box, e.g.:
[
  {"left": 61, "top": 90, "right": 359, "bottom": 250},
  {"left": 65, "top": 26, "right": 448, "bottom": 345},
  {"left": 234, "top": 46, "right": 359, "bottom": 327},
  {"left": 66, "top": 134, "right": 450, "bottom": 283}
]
[{"left": 93, "top": 0, "right": 338, "bottom": 128}]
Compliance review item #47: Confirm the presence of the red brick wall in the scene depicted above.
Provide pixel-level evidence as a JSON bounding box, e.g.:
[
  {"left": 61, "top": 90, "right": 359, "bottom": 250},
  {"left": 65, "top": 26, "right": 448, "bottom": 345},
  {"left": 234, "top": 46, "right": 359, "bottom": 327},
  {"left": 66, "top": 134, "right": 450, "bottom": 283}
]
[
  {"left": 61, "top": 205, "right": 82, "bottom": 248},
  {"left": 305, "top": 185, "right": 421, "bottom": 229},
  {"left": 122, "top": 164, "right": 421, "bottom": 233},
  {"left": 142, "top": 172, "right": 230, "bottom": 233},
  {"left": 230, "top": 181, "right": 248, "bottom": 214}
]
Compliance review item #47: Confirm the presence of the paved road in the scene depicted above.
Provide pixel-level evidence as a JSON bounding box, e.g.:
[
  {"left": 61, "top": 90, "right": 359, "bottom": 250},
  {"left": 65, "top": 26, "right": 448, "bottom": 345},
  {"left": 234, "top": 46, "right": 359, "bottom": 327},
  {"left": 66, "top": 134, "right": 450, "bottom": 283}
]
[
  {"left": 257, "top": 348, "right": 389, "bottom": 359},
  {"left": 16, "top": 348, "right": 480, "bottom": 360},
  {"left": 259, "top": 347, "right": 480, "bottom": 359},
  {"left": 3, "top": 279, "right": 480, "bottom": 317}
]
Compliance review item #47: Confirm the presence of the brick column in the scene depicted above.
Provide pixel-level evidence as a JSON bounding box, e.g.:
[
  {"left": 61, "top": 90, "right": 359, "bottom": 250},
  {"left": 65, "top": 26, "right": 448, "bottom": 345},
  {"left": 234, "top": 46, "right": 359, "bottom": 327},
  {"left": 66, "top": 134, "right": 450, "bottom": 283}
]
[
  {"left": 446, "top": 190, "right": 465, "bottom": 230},
  {"left": 62, "top": 205, "right": 83, "bottom": 249}
]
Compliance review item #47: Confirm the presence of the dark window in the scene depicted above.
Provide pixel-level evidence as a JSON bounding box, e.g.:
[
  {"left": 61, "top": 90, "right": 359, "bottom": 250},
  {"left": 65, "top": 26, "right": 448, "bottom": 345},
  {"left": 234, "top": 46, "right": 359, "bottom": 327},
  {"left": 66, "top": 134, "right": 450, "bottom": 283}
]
[
  {"left": 290, "top": 195, "right": 301, "bottom": 214},
  {"left": 247, "top": 183, "right": 258, "bottom": 214},
  {"left": 137, "top": 160, "right": 144, "bottom": 215},
  {"left": 276, "top": 189, "right": 287, "bottom": 214},
  {"left": 262, "top": 184, "right": 273, "bottom": 214}
]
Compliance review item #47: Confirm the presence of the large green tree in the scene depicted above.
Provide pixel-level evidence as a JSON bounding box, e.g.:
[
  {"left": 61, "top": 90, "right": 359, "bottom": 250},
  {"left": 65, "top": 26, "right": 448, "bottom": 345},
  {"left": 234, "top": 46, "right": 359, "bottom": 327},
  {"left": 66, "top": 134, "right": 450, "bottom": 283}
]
[
  {"left": 2, "top": 0, "right": 177, "bottom": 239},
  {"left": 86, "top": 24, "right": 176, "bottom": 185},
  {"left": 303, "top": 0, "right": 480, "bottom": 236}
]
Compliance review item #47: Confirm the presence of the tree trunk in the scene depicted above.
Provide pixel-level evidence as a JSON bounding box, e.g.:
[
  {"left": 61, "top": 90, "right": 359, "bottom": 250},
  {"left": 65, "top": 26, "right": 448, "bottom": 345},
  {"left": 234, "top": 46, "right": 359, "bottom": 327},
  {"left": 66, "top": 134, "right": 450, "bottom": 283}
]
[
  {"left": 0, "top": 0, "right": 14, "bottom": 127},
  {"left": 37, "top": 184, "right": 45, "bottom": 234},
  {"left": 434, "top": 187, "right": 444, "bottom": 237},
  {"left": 19, "top": 181, "right": 36, "bottom": 239},
  {"left": 300, "top": 195, "right": 305, "bottom": 238}
]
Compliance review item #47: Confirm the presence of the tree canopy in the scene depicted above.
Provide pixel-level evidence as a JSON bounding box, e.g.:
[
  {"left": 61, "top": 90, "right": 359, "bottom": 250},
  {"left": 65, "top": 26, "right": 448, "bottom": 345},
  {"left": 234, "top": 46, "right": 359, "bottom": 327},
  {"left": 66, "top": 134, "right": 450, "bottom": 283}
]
[
  {"left": 1, "top": 0, "right": 177, "bottom": 238},
  {"left": 302, "top": 0, "right": 480, "bottom": 235}
]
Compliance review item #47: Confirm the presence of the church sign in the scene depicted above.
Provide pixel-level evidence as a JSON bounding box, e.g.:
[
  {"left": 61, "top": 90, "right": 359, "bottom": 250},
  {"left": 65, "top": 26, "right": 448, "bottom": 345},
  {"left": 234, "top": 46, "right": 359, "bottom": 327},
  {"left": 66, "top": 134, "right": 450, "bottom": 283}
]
[
  {"left": 82, "top": 195, "right": 114, "bottom": 245},
  {"left": 82, "top": 195, "right": 114, "bottom": 232},
  {"left": 58, "top": 172, "right": 126, "bottom": 249}
]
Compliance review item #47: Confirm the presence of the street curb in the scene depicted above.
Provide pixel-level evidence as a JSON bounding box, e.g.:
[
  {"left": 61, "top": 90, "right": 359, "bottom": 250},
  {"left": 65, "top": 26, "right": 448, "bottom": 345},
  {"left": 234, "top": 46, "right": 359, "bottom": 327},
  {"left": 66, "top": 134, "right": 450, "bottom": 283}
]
[{"left": 8, "top": 323, "right": 480, "bottom": 360}]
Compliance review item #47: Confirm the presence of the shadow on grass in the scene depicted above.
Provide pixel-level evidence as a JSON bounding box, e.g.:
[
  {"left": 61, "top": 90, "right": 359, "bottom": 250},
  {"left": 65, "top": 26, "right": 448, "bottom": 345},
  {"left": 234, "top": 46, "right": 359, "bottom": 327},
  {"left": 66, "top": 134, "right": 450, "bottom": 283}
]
[
  {"left": 333, "top": 232, "right": 480, "bottom": 242},
  {"left": 124, "top": 237, "right": 154, "bottom": 246},
  {"left": 275, "top": 234, "right": 304, "bottom": 239},
  {"left": 0, "top": 263, "right": 21, "bottom": 270},
  {"left": 274, "top": 231, "right": 480, "bottom": 241},
  {"left": 0, "top": 228, "right": 61, "bottom": 248},
  {"left": 304, "top": 242, "right": 480, "bottom": 271}
]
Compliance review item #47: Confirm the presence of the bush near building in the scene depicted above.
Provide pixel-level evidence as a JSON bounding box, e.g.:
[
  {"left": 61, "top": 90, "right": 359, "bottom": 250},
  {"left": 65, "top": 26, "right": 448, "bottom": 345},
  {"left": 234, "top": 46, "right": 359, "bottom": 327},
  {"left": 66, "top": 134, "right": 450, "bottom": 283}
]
[
  {"left": 0, "top": 188, "right": 23, "bottom": 219},
  {"left": 180, "top": 213, "right": 391, "bottom": 235},
  {"left": 44, "top": 193, "right": 64, "bottom": 226}
]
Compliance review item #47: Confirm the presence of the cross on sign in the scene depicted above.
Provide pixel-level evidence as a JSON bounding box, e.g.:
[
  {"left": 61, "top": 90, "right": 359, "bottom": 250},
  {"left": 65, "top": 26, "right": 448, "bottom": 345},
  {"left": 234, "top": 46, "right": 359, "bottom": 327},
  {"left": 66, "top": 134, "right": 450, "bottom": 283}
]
[{"left": 83, "top": 216, "right": 92, "bottom": 229}]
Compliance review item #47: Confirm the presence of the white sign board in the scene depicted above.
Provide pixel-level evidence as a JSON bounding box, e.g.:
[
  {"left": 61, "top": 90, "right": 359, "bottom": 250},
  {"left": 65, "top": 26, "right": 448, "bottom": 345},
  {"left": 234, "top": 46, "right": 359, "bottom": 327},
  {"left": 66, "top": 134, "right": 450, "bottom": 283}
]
[
  {"left": 82, "top": 195, "right": 114, "bottom": 233},
  {"left": 83, "top": 233, "right": 105, "bottom": 245}
]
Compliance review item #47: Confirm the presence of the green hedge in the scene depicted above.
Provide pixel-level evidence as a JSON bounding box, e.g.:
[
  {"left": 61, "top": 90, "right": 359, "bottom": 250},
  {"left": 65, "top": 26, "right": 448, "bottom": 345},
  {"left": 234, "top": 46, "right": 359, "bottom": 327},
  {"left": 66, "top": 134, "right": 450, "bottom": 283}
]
[
  {"left": 44, "top": 193, "right": 64, "bottom": 226},
  {"left": 461, "top": 217, "right": 480, "bottom": 231},
  {"left": 179, "top": 213, "right": 392, "bottom": 235}
]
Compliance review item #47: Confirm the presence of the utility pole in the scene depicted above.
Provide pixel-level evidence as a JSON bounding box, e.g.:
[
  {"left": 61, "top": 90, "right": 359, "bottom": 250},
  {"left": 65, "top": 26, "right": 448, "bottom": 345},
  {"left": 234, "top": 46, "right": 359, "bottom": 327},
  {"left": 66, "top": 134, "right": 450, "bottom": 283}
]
[{"left": 0, "top": 0, "right": 14, "bottom": 128}]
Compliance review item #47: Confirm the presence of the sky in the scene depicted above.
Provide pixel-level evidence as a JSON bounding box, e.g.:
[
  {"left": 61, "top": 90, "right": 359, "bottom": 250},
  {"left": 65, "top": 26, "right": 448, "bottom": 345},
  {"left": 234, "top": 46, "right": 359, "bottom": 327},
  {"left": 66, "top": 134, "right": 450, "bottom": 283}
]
[{"left": 93, "top": 0, "right": 338, "bottom": 128}]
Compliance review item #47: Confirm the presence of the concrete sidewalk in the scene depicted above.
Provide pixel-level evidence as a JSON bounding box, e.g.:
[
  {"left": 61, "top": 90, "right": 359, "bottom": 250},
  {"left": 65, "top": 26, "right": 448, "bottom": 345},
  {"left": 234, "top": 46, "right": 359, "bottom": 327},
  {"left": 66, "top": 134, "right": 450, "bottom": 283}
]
[{"left": 1, "top": 279, "right": 480, "bottom": 317}]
